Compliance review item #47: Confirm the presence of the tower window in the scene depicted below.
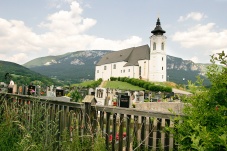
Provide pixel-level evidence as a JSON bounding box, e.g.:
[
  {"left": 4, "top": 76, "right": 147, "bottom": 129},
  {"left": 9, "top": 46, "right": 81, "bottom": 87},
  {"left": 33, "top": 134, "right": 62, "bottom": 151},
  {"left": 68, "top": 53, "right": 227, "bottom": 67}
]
[
  {"left": 153, "top": 42, "right": 156, "bottom": 50},
  {"left": 162, "top": 67, "right": 164, "bottom": 70},
  {"left": 161, "top": 42, "right": 164, "bottom": 50}
]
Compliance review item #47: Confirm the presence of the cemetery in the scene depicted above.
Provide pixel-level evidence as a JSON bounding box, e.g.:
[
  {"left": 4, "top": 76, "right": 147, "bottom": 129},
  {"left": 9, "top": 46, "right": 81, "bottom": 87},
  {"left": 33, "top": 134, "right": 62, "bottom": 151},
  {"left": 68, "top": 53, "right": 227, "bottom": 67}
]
[
  {"left": 0, "top": 50, "right": 226, "bottom": 151},
  {"left": 0, "top": 77, "right": 188, "bottom": 150}
]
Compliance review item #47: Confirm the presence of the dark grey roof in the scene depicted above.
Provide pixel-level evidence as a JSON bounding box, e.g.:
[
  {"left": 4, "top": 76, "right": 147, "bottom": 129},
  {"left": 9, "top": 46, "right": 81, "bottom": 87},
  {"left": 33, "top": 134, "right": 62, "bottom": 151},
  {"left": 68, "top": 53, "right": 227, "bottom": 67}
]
[
  {"left": 96, "top": 45, "right": 150, "bottom": 66},
  {"left": 151, "top": 18, "right": 166, "bottom": 35}
]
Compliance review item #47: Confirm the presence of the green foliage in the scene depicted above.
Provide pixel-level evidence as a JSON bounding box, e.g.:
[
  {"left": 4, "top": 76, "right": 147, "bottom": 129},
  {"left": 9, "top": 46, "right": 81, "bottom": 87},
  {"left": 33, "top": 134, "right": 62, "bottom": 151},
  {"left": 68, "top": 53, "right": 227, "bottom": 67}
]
[
  {"left": 110, "top": 77, "right": 172, "bottom": 92},
  {"left": 61, "top": 128, "right": 105, "bottom": 151},
  {"left": 0, "top": 96, "right": 106, "bottom": 151},
  {"left": 69, "top": 89, "right": 83, "bottom": 102},
  {"left": 0, "top": 61, "right": 62, "bottom": 86},
  {"left": 105, "top": 81, "right": 144, "bottom": 91},
  {"left": 0, "top": 102, "right": 22, "bottom": 150},
  {"left": 173, "top": 51, "right": 227, "bottom": 150}
]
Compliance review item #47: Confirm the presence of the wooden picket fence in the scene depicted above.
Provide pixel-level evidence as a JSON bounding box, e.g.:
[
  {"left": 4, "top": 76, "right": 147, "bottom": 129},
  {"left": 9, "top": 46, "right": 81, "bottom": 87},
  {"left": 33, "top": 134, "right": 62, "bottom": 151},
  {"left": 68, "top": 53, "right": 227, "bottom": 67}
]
[{"left": 0, "top": 93, "right": 181, "bottom": 151}]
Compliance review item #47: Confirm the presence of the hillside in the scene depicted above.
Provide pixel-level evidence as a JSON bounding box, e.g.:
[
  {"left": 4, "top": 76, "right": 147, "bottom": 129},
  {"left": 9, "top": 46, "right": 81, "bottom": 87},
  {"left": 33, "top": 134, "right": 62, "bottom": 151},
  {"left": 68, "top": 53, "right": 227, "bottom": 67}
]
[
  {"left": 23, "top": 50, "right": 211, "bottom": 85},
  {"left": 24, "top": 50, "right": 110, "bottom": 84},
  {"left": 0, "top": 61, "right": 61, "bottom": 86}
]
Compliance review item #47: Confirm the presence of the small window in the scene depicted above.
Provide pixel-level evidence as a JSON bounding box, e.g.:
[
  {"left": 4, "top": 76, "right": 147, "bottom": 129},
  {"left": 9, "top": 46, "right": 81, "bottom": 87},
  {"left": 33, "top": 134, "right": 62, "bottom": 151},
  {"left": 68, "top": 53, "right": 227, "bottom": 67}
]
[
  {"left": 153, "top": 42, "right": 156, "bottom": 50},
  {"left": 128, "top": 69, "right": 130, "bottom": 72},
  {"left": 97, "top": 70, "right": 99, "bottom": 73},
  {"left": 123, "top": 70, "right": 125, "bottom": 73},
  {"left": 161, "top": 42, "right": 164, "bottom": 50},
  {"left": 121, "top": 70, "right": 122, "bottom": 73},
  {"left": 162, "top": 67, "right": 164, "bottom": 70},
  {"left": 162, "top": 75, "right": 164, "bottom": 79},
  {"left": 113, "top": 64, "right": 116, "bottom": 69},
  {"left": 104, "top": 66, "right": 106, "bottom": 70},
  {"left": 162, "top": 57, "right": 163, "bottom": 61}
]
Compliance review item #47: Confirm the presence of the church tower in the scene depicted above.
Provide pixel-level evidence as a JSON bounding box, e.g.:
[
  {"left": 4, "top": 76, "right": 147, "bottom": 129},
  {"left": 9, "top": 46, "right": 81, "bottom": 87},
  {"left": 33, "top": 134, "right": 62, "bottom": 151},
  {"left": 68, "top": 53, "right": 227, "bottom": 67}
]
[{"left": 149, "top": 18, "right": 167, "bottom": 82}]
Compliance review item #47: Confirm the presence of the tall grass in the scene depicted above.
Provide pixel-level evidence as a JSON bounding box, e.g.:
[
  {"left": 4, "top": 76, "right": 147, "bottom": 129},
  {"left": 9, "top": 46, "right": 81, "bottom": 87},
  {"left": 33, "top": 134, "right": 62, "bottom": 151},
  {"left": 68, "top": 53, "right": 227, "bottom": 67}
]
[{"left": 0, "top": 96, "right": 105, "bottom": 151}]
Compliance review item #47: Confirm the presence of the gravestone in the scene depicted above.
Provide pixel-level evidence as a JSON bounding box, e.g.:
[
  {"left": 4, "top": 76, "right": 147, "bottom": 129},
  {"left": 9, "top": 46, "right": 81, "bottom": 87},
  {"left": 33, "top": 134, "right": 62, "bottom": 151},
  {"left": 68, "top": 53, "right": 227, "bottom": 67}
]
[
  {"left": 119, "top": 95, "right": 130, "bottom": 108},
  {"left": 28, "top": 85, "right": 36, "bottom": 95},
  {"left": 56, "top": 89, "right": 64, "bottom": 97}
]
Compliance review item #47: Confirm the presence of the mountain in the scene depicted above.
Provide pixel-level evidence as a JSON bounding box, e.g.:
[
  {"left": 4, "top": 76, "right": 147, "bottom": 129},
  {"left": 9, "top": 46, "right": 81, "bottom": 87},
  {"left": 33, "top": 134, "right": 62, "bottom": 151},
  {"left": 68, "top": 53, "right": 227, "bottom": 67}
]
[
  {"left": 167, "top": 55, "right": 210, "bottom": 85},
  {"left": 0, "top": 61, "right": 61, "bottom": 86},
  {"left": 24, "top": 50, "right": 110, "bottom": 84},
  {"left": 23, "top": 50, "right": 211, "bottom": 85}
]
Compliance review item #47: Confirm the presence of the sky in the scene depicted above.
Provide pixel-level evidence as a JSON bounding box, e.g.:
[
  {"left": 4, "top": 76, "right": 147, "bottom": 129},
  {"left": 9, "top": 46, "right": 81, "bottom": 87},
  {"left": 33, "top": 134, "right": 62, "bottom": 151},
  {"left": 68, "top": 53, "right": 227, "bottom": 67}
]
[{"left": 0, "top": 0, "right": 227, "bottom": 65}]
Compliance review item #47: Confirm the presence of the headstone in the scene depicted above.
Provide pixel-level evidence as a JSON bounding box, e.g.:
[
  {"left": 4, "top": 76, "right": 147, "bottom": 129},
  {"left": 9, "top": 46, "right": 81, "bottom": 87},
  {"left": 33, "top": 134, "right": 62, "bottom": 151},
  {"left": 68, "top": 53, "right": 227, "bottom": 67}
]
[
  {"left": 8, "top": 87, "right": 13, "bottom": 93},
  {"left": 88, "top": 88, "right": 95, "bottom": 95},
  {"left": 117, "top": 93, "right": 128, "bottom": 106},
  {"left": 18, "top": 86, "right": 23, "bottom": 95},
  {"left": 24, "top": 86, "right": 28, "bottom": 95},
  {"left": 56, "top": 89, "right": 64, "bottom": 97},
  {"left": 119, "top": 95, "right": 130, "bottom": 108},
  {"left": 28, "top": 85, "right": 36, "bottom": 95}
]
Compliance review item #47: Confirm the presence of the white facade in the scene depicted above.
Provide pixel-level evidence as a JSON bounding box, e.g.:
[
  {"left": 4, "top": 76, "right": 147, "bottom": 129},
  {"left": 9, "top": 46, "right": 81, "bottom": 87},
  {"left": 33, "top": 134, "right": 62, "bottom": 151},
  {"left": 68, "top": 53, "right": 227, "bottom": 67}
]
[
  {"left": 95, "top": 18, "right": 166, "bottom": 82},
  {"left": 149, "top": 35, "right": 167, "bottom": 82}
]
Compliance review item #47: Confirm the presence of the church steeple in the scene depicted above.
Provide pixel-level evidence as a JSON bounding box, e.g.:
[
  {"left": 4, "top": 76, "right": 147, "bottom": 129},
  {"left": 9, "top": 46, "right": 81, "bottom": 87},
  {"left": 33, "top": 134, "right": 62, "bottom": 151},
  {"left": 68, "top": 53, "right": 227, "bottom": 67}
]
[{"left": 151, "top": 18, "right": 166, "bottom": 35}]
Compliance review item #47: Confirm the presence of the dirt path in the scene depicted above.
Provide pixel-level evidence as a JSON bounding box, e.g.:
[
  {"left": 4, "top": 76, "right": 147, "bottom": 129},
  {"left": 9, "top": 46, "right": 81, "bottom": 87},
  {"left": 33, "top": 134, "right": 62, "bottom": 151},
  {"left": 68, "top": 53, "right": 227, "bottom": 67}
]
[{"left": 99, "top": 80, "right": 107, "bottom": 88}]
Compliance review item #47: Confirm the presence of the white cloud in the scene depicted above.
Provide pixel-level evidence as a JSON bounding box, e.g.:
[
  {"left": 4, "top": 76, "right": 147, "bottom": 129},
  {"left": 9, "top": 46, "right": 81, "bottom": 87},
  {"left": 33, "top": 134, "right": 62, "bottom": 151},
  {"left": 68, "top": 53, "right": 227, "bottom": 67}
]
[
  {"left": 0, "top": 18, "right": 42, "bottom": 53},
  {"left": 0, "top": 0, "right": 143, "bottom": 64},
  {"left": 178, "top": 12, "right": 206, "bottom": 22},
  {"left": 89, "top": 36, "right": 142, "bottom": 50},
  {"left": 190, "top": 56, "right": 199, "bottom": 63},
  {"left": 8, "top": 53, "right": 29, "bottom": 64},
  {"left": 40, "top": 1, "right": 96, "bottom": 35},
  {"left": 172, "top": 23, "right": 227, "bottom": 49}
]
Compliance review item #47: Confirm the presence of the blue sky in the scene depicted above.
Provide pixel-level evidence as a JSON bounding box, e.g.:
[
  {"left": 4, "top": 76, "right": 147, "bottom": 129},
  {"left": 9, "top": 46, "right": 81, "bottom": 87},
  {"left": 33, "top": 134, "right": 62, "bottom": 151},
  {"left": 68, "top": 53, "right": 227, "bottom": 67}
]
[{"left": 0, "top": 0, "right": 227, "bottom": 64}]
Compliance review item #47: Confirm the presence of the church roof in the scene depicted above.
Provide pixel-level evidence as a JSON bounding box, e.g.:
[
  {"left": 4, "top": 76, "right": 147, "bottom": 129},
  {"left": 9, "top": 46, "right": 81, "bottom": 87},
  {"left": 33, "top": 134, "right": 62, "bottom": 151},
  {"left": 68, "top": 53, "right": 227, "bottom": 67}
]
[
  {"left": 96, "top": 45, "right": 150, "bottom": 66},
  {"left": 151, "top": 18, "right": 166, "bottom": 35}
]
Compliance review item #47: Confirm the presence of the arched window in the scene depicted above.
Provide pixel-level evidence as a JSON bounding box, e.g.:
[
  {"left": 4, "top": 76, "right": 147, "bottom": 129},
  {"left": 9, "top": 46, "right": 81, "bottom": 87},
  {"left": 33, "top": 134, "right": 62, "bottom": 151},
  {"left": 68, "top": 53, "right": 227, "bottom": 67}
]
[
  {"left": 161, "top": 42, "right": 164, "bottom": 50},
  {"left": 153, "top": 42, "right": 156, "bottom": 50}
]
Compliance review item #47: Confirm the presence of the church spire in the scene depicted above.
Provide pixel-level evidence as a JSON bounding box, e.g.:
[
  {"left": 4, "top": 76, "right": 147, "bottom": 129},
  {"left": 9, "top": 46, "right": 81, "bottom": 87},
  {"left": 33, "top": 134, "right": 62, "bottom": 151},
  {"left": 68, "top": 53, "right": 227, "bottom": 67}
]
[{"left": 151, "top": 18, "right": 166, "bottom": 35}]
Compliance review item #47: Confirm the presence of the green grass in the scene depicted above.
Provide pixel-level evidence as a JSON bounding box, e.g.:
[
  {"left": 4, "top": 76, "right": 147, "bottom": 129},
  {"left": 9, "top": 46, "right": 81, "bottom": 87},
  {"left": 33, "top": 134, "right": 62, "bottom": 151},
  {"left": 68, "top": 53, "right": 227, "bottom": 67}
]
[
  {"left": 103, "top": 81, "right": 145, "bottom": 91},
  {"left": 71, "top": 80, "right": 96, "bottom": 87}
]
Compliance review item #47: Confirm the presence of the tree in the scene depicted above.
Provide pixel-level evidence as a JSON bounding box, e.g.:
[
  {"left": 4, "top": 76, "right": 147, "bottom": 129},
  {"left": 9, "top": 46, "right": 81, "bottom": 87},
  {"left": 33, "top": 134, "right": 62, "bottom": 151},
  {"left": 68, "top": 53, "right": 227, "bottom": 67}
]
[{"left": 174, "top": 51, "right": 227, "bottom": 150}]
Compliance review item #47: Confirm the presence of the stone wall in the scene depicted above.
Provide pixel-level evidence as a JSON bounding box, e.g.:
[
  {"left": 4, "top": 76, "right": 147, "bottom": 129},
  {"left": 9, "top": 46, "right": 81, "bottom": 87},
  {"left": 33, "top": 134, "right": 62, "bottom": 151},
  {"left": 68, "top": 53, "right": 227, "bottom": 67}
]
[{"left": 135, "top": 102, "right": 184, "bottom": 114}]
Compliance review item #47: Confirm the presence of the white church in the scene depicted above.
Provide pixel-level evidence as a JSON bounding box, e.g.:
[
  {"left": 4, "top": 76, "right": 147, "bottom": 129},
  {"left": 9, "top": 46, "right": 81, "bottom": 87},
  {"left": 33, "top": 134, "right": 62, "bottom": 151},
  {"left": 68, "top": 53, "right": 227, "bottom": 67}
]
[{"left": 95, "top": 18, "right": 167, "bottom": 82}]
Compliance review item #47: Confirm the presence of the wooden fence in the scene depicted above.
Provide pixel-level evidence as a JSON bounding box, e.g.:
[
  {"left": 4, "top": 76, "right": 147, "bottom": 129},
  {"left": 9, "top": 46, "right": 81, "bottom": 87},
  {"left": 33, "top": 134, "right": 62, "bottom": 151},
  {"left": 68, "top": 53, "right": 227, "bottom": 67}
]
[{"left": 0, "top": 93, "right": 180, "bottom": 151}]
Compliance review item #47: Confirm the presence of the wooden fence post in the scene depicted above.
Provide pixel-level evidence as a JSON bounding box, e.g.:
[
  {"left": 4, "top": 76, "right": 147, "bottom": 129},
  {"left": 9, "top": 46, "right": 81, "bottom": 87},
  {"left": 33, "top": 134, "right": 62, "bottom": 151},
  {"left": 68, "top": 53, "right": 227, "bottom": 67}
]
[{"left": 82, "top": 95, "right": 96, "bottom": 134}]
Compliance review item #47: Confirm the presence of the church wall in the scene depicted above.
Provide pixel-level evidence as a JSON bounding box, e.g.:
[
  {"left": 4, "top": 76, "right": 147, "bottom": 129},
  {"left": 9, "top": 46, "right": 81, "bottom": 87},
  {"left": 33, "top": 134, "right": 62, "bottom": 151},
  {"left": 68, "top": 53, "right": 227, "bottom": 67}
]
[
  {"left": 95, "top": 61, "right": 143, "bottom": 81},
  {"left": 138, "top": 59, "right": 149, "bottom": 80}
]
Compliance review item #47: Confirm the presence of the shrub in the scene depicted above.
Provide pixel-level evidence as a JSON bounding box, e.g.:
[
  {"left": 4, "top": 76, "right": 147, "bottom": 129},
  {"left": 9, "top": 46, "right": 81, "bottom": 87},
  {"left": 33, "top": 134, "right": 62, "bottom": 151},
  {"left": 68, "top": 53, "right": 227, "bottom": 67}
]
[{"left": 173, "top": 51, "right": 227, "bottom": 150}]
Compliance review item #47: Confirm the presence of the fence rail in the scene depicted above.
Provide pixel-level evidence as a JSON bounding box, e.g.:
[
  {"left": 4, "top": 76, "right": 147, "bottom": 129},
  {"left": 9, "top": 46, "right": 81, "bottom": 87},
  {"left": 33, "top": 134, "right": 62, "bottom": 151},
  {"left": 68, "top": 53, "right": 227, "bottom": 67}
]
[{"left": 0, "top": 93, "right": 180, "bottom": 151}]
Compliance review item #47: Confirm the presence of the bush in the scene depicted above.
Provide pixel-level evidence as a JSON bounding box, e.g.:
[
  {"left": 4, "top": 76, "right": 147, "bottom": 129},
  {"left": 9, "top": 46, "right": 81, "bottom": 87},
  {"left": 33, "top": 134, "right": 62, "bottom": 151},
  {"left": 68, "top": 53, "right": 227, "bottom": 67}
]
[
  {"left": 109, "top": 77, "right": 172, "bottom": 92},
  {"left": 173, "top": 51, "right": 227, "bottom": 150}
]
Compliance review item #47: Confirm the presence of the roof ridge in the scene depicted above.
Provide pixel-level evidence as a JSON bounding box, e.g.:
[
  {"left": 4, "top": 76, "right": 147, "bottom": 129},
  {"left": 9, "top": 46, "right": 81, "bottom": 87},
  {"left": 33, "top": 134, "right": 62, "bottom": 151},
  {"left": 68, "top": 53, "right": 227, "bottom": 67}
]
[{"left": 124, "top": 47, "right": 135, "bottom": 62}]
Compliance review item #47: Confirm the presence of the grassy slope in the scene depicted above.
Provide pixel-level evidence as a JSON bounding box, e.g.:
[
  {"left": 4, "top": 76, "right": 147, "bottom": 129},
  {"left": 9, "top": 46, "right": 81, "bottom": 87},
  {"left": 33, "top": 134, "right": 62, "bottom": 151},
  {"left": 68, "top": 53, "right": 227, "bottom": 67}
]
[{"left": 102, "top": 81, "right": 145, "bottom": 91}]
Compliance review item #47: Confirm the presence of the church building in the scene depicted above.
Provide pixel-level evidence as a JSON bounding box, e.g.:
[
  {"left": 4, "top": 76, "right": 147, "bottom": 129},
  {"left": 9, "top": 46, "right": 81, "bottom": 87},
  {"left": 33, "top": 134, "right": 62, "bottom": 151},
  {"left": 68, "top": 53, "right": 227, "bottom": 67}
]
[{"left": 95, "top": 18, "right": 167, "bottom": 82}]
